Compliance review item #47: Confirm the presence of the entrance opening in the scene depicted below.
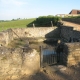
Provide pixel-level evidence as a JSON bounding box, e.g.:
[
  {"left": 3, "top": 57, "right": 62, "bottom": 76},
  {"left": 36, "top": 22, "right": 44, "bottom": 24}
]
[
  {"left": 40, "top": 42, "right": 64, "bottom": 68},
  {"left": 56, "top": 43, "right": 64, "bottom": 64},
  {"left": 40, "top": 46, "right": 57, "bottom": 68}
]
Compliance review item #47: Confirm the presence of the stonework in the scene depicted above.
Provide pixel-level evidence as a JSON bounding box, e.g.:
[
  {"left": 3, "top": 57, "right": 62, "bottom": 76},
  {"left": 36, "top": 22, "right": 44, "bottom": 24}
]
[
  {"left": 0, "top": 24, "right": 80, "bottom": 80},
  {"left": 0, "top": 27, "right": 59, "bottom": 46},
  {"left": 0, "top": 46, "right": 40, "bottom": 80},
  {"left": 63, "top": 43, "right": 80, "bottom": 66},
  {"left": 61, "top": 26, "right": 73, "bottom": 41},
  {"left": 12, "top": 27, "right": 59, "bottom": 38},
  {"left": 0, "top": 29, "right": 13, "bottom": 46},
  {"left": 62, "top": 18, "right": 80, "bottom": 24},
  {"left": 60, "top": 21, "right": 80, "bottom": 42}
]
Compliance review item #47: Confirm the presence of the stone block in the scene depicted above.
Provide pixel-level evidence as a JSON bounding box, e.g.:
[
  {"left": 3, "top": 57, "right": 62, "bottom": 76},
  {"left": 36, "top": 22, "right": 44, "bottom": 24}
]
[
  {"left": 67, "top": 61, "right": 77, "bottom": 66},
  {"left": 68, "top": 57, "right": 73, "bottom": 60}
]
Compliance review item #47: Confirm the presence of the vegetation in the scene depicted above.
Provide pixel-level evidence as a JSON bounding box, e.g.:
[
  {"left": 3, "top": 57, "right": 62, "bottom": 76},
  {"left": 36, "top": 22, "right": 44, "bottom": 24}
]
[
  {"left": 28, "top": 15, "right": 61, "bottom": 27},
  {"left": 0, "top": 18, "right": 36, "bottom": 31},
  {"left": 0, "top": 15, "right": 61, "bottom": 31},
  {"left": 8, "top": 38, "right": 26, "bottom": 48}
]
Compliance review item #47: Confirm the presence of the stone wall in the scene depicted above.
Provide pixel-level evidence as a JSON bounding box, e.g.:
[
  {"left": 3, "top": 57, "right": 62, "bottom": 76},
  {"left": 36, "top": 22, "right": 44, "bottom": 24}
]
[
  {"left": 61, "top": 26, "right": 73, "bottom": 41},
  {"left": 0, "top": 27, "right": 59, "bottom": 46},
  {"left": 0, "top": 29, "right": 13, "bottom": 46},
  {"left": 73, "top": 29, "right": 80, "bottom": 41},
  {"left": 12, "top": 27, "right": 59, "bottom": 38},
  {"left": 61, "top": 26, "right": 80, "bottom": 42},
  {"left": 56, "top": 14, "right": 80, "bottom": 18},
  {"left": 0, "top": 46, "right": 40, "bottom": 80},
  {"left": 63, "top": 43, "right": 80, "bottom": 66},
  {"left": 62, "top": 18, "right": 80, "bottom": 24}
]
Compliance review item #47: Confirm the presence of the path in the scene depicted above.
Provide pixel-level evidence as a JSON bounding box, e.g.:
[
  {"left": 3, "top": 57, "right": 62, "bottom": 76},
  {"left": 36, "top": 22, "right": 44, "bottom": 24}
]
[{"left": 62, "top": 21, "right": 80, "bottom": 30}]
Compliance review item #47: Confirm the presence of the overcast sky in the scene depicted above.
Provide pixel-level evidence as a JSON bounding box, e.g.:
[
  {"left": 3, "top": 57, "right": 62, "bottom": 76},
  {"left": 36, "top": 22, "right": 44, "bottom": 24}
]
[{"left": 0, "top": 0, "right": 80, "bottom": 20}]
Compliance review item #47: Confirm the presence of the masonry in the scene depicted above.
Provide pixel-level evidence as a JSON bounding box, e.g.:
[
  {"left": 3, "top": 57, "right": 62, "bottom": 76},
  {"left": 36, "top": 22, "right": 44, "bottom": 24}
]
[
  {"left": 1, "top": 24, "right": 80, "bottom": 46},
  {"left": 62, "top": 18, "right": 80, "bottom": 24},
  {"left": 62, "top": 42, "right": 80, "bottom": 66},
  {"left": 56, "top": 21, "right": 80, "bottom": 67},
  {"left": 0, "top": 27, "right": 60, "bottom": 80},
  {"left": 0, "top": 27, "right": 59, "bottom": 46},
  {"left": 0, "top": 24, "right": 80, "bottom": 80},
  {"left": 60, "top": 26, "right": 80, "bottom": 42}
]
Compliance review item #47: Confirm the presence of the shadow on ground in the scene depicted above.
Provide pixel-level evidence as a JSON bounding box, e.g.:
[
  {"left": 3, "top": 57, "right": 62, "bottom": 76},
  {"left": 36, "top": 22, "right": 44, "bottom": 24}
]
[
  {"left": 18, "top": 72, "right": 52, "bottom": 80},
  {"left": 17, "top": 65, "right": 80, "bottom": 80}
]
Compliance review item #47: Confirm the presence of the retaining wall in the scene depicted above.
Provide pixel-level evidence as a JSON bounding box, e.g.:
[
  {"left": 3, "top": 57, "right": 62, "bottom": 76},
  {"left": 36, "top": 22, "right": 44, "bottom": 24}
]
[
  {"left": 0, "top": 29, "right": 13, "bottom": 46},
  {"left": 0, "top": 27, "right": 59, "bottom": 46},
  {"left": 0, "top": 47, "right": 40, "bottom": 80},
  {"left": 12, "top": 27, "right": 59, "bottom": 38},
  {"left": 61, "top": 26, "right": 80, "bottom": 42},
  {"left": 63, "top": 43, "right": 80, "bottom": 66},
  {"left": 61, "top": 26, "right": 73, "bottom": 41},
  {"left": 62, "top": 18, "right": 80, "bottom": 24}
]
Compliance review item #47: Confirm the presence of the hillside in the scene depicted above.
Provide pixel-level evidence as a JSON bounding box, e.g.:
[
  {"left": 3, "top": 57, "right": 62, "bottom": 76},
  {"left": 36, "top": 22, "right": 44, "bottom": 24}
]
[
  {"left": 0, "top": 16, "right": 62, "bottom": 31},
  {"left": 0, "top": 18, "right": 36, "bottom": 31}
]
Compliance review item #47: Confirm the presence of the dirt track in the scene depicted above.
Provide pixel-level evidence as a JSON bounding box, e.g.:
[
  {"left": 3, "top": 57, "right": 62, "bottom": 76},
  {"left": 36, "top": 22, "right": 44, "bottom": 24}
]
[{"left": 62, "top": 21, "right": 80, "bottom": 29}]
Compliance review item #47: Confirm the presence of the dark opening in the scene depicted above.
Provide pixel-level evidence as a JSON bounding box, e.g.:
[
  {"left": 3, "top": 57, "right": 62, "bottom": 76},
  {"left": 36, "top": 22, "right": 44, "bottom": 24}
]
[{"left": 56, "top": 43, "right": 64, "bottom": 64}]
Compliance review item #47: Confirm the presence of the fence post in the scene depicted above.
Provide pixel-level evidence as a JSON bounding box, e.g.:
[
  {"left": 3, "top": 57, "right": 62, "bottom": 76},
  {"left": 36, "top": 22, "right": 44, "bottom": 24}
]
[
  {"left": 51, "top": 21, "right": 53, "bottom": 27},
  {"left": 33, "top": 23, "right": 35, "bottom": 28},
  {"left": 40, "top": 46, "right": 43, "bottom": 68}
]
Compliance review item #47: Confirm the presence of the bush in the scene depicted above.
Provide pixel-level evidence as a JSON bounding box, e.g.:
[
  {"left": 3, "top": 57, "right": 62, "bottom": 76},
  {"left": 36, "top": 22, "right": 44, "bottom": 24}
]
[{"left": 34, "top": 15, "right": 61, "bottom": 27}]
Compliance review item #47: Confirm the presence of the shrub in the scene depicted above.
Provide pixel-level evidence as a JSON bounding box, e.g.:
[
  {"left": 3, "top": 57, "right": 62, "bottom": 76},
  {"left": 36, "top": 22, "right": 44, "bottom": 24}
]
[{"left": 34, "top": 15, "right": 61, "bottom": 27}]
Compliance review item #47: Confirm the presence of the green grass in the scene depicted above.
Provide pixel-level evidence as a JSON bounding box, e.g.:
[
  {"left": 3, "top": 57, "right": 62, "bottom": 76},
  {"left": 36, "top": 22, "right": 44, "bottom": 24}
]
[{"left": 0, "top": 18, "right": 36, "bottom": 31}]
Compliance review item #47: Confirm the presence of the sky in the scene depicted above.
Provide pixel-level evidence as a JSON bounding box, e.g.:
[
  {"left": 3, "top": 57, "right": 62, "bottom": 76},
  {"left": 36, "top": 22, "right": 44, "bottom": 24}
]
[{"left": 0, "top": 0, "right": 80, "bottom": 20}]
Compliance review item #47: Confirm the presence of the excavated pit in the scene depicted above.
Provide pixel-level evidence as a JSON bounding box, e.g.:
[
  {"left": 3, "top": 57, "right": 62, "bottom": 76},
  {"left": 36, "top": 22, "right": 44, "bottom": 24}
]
[
  {"left": 0, "top": 37, "right": 58, "bottom": 80},
  {"left": 0, "top": 27, "right": 80, "bottom": 80}
]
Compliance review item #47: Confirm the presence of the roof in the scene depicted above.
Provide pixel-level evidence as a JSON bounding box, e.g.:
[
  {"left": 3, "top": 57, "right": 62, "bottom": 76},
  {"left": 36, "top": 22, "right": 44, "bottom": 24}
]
[{"left": 69, "top": 9, "right": 80, "bottom": 14}]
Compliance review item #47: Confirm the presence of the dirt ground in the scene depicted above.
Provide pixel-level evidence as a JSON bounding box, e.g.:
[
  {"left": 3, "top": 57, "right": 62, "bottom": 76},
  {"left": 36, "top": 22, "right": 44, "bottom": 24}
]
[{"left": 14, "top": 65, "right": 80, "bottom": 80}]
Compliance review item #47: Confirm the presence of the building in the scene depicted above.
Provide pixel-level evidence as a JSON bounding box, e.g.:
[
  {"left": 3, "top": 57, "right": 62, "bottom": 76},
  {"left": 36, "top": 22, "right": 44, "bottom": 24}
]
[{"left": 69, "top": 9, "right": 80, "bottom": 14}]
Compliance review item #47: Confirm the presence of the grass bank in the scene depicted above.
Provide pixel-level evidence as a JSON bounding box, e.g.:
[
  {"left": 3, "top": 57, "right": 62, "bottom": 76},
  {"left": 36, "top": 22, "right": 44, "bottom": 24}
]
[{"left": 0, "top": 18, "right": 36, "bottom": 31}]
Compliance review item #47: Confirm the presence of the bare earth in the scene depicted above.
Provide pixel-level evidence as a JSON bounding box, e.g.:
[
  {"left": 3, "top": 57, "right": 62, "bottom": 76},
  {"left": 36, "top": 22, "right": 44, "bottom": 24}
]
[
  {"left": 15, "top": 65, "right": 80, "bottom": 80},
  {"left": 62, "top": 21, "right": 80, "bottom": 30}
]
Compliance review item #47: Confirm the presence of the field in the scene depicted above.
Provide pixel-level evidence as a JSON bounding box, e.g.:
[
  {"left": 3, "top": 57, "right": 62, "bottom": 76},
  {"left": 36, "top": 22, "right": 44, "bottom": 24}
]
[{"left": 0, "top": 18, "right": 36, "bottom": 31}]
